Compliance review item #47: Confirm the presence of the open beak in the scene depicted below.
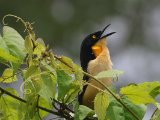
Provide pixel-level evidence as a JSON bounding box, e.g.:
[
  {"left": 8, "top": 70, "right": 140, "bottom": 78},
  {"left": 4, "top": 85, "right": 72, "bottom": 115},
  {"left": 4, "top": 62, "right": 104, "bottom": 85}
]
[
  {"left": 100, "top": 24, "right": 116, "bottom": 39},
  {"left": 92, "top": 24, "right": 116, "bottom": 57}
]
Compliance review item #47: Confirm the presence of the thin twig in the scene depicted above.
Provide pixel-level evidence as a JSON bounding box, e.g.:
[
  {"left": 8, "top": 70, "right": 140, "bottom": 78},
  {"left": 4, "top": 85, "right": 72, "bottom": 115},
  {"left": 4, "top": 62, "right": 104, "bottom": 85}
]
[
  {"left": 0, "top": 86, "right": 72, "bottom": 119},
  {"left": 52, "top": 98, "right": 74, "bottom": 113},
  {"left": 3, "top": 14, "right": 26, "bottom": 26},
  {"left": 151, "top": 108, "right": 158, "bottom": 119},
  {"left": 1, "top": 70, "right": 22, "bottom": 82},
  {"left": 2, "top": 14, "right": 34, "bottom": 34},
  {"left": 84, "top": 81, "right": 108, "bottom": 93},
  {"left": 37, "top": 95, "right": 42, "bottom": 120}
]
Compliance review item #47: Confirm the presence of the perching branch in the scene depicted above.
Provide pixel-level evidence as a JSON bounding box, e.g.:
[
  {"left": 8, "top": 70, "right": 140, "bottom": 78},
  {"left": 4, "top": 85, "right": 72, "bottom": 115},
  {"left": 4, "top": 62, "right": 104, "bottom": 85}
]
[
  {"left": 53, "top": 54, "right": 140, "bottom": 120},
  {"left": 37, "top": 95, "right": 43, "bottom": 120},
  {"left": 151, "top": 108, "right": 158, "bottom": 119},
  {"left": 0, "top": 86, "right": 73, "bottom": 120},
  {"left": 52, "top": 98, "right": 74, "bottom": 113}
]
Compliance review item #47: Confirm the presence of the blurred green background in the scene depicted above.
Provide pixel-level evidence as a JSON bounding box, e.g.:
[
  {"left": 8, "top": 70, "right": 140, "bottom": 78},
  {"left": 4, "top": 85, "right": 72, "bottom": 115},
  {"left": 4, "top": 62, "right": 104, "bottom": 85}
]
[
  {"left": 0, "top": 0, "right": 160, "bottom": 119},
  {"left": 1, "top": 0, "right": 160, "bottom": 83},
  {"left": 0, "top": 0, "right": 160, "bottom": 85}
]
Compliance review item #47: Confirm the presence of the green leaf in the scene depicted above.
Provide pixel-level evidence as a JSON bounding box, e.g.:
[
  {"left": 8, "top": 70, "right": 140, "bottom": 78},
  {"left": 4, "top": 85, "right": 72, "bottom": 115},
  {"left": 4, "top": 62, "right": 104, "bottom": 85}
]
[
  {"left": 38, "top": 97, "right": 52, "bottom": 118},
  {"left": 0, "top": 88, "right": 20, "bottom": 120},
  {"left": 41, "top": 60, "right": 56, "bottom": 75},
  {"left": 33, "top": 39, "right": 46, "bottom": 57},
  {"left": 0, "top": 26, "right": 27, "bottom": 72},
  {"left": 56, "top": 56, "right": 82, "bottom": 74},
  {"left": 50, "top": 55, "right": 83, "bottom": 87},
  {"left": 22, "top": 77, "right": 42, "bottom": 97},
  {"left": 120, "top": 85, "right": 155, "bottom": 104},
  {"left": 39, "top": 73, "right": 56, "bottom": 103},
  {"left": 74, "top": 105, "right": 94, "bottom": 120},
  {"left": 24, "top": 65, "right": 39, "bottom": 79},
  {"left": 25, "top": 35, "right": 34, "bottom": 55},
  {"left": 121, "top": 97, "right": 146, "bottom": 120},
  {"left": 120, "top": 82, "right": 160, "bottom": 104},
  {"left": 5, "top": 87, "right": 19, "bottom": 95},
  {"left": 106, "top": 96, "right": 146, "bottom": 120},
  {"left": 0, "top": 35, "right": 8, "bottom": 52},
  {"left": 56, "top": 64, "right": 82, "bottom": 103},
  {"left": 64, "top": 80, "right": 81, "bottom": 103},
  {"left": 0, "top": 34, "right": 20, "bottom": 63},
  {"left": 142, "top": 82, "right": 160, "bottom": 98},
  {"left": 57, "top": 70, "right": 72, "bottom": 101},
  {"left": 106, "top": 97, "right": 125, "bottom": 120},
  {"left": 17, "top": 96, "right": 51, "bottom": 120},
  {"left": 94, "top": 92, "right": 109, "bottom": 120},
  {"left": 3, "top": 26, "right": 26, "bottom": 60},
  {"left": 156, "top": 103, "right": 160, "bottom": 110},
  {"left": 73, "top": 62, "right": 83, "bottom": 81},
  {"left": 24, "top": 96, "right": 38, "bottom": 119},
  {"left": 17, "top": 102, "right": 26, "bottom": 120},
  {"left": 151, "top": 109, "right": 160, "bottom": 120},
  {"left": 22, "top": 66, "right": 42, "bottom": 99},
  {"left": 22, "top": 79, "right": 41, "bottom": 119},
  {"left": 0, "top": 68, "right": 17, "bottom": 83},
  {"left": 0, "top": 48, "right": 20, "bottom": 63},
  {"left": 95, "top": 70, "right": 124, "bottom": 79},
  {"left": 58, "top": 56, "right": 74, "bottom": 73}
]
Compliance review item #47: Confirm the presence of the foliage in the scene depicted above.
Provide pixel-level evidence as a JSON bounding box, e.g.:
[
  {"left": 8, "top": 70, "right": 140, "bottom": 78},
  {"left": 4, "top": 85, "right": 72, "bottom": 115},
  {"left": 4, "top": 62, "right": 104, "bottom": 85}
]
[
  {"left": 0, "top": 15, "right": 160, "bottom": 120},
  {"left": 94, "top": 92, "right": 109, "bottom": 120}
]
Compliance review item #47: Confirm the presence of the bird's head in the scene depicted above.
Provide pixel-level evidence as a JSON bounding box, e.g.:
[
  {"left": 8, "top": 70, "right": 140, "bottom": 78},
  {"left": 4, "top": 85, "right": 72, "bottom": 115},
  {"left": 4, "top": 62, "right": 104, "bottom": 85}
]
[{"left": 80, "top": 24, "right": 115, "bottom": 71}]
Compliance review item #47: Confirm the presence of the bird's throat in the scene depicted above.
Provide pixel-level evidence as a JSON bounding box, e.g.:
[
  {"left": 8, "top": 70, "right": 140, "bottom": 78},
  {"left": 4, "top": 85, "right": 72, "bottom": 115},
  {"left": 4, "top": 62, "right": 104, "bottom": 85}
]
[{"left": 91, "top": 45, "right": 102, "bottom": 57}]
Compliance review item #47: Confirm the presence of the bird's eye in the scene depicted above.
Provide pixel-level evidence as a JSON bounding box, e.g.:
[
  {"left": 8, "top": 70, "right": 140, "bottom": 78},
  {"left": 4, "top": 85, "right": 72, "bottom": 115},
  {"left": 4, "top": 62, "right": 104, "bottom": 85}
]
[{"left": 92, "top": 35, "right": 96, "bottom": 39}]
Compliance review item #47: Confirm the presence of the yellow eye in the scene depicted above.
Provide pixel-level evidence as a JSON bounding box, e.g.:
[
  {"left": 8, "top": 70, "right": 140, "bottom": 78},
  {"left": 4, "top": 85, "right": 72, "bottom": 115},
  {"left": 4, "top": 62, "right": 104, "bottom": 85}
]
[{"left": 92, "top": 35, "right": 96, "bottom": 39}]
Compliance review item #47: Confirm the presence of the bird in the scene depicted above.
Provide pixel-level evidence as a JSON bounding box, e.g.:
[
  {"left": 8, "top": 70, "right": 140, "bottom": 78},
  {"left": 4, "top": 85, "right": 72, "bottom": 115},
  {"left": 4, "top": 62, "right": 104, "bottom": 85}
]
[{"left": 78, "top": 24, "right": 115, "bottom": 109}]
